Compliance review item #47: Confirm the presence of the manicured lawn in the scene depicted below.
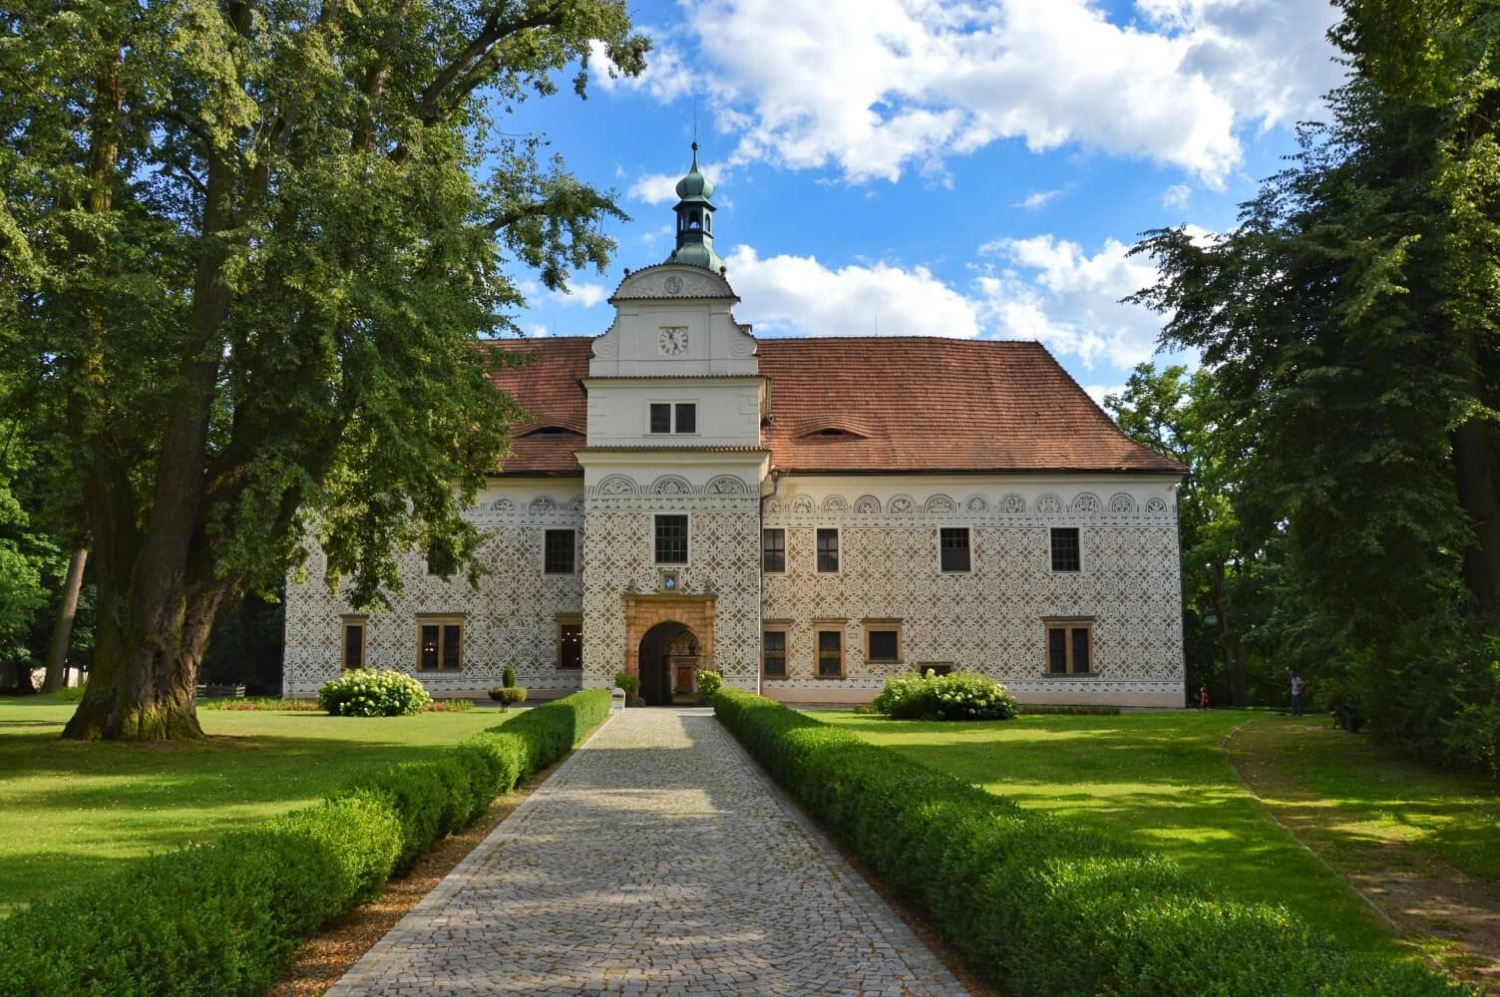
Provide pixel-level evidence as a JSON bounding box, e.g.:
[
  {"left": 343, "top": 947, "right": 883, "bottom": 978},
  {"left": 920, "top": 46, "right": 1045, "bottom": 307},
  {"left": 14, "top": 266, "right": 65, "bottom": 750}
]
[
  {"left": 1226, "top": 717, "right": 1500, "bottom": 883},
  {"left": 813, "top": 708, "right": 1474, "bottom": 960},
  {"left": 0, "top": 695, "right": 510, "bottom": 915}
]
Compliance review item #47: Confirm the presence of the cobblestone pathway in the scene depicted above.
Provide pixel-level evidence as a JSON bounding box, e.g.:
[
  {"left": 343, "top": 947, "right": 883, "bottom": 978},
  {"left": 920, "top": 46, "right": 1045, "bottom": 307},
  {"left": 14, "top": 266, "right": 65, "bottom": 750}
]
[{"left": 330, "top": 708, "right": 969, "bottom": 996}]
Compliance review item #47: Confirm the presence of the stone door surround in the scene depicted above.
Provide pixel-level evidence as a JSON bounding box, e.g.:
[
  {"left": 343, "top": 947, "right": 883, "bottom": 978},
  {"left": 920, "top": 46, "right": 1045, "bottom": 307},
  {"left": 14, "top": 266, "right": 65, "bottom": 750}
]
[{"left": 623, "top": 594, "right": 715, "bottom": 679}]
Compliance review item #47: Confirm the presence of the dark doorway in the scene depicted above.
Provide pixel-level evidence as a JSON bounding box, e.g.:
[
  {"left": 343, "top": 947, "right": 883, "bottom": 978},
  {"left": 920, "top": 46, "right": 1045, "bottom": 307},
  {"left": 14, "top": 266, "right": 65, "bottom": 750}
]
[{"left": 637, "top": 621, "right": 701, "bottom": 706}]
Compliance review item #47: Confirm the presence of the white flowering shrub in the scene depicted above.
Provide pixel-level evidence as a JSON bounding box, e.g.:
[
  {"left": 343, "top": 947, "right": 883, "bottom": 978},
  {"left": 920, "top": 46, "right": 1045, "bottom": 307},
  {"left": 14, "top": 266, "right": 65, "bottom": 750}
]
[
  {"left": 872, "top": 670, "right": 1018, "bottom": 721},
  {"left": 318, "top": 669, "right": 433, "bottom": 717}
]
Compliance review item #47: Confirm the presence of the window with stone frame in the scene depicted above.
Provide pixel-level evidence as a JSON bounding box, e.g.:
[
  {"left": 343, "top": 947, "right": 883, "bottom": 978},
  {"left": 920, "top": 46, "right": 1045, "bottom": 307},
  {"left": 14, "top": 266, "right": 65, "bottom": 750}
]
[
  {"left": 675, "top": 402, "right": 697, "bottom": 434},
  {"left": 815, "top": 626, "right": 844, "bottom": 678},
  {"left": 1045, "top": 619, "right": 1093, "bottom": 674},
  {"left": 940, "top": 527, "right": 971, "bottom": 572},
  {"left": 544, "top": 529, "right": 576, "bottom": 574},
  {"left": 1050, "top": 527, "right": 1081, "bottom": 572},
  {"left": 864, "top": 620, "right": 902, "bottom": 663},
  {"left": 655, "top": 515, "right": 689, "bottom": 564},
  {"left": 341, "top": 619, "right": 365, "bottom": 670},
  {"left": 816, "top": 528, "right": 839, "bottom": 573},
  {"left": 762, "top": 528, "right": 786, "bottom": 573},
  {"left": 762, "top": 625, "right": 789, "bottom": 679},
  {"left": 418, "top": 617, "right": 463, "bottom": 670}
]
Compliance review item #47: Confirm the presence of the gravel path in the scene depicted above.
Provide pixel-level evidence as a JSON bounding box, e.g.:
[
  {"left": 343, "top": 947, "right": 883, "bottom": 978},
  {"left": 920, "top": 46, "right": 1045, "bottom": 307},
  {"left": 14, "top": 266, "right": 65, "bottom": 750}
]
[{"left": 328, "top": 707, "right": 969, "bottom": 996}]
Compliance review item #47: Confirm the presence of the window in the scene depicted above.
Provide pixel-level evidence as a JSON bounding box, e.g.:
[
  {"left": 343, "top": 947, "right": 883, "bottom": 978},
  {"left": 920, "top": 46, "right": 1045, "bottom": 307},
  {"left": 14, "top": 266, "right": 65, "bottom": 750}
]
[
  {"left": 762, "top": 528, "right": 786, "bottom": 573},
  {"left": 864, "top": 620, "right": 902, "bottom": 663},
  {"left": 544, "top": 529, "right": 576, "bottom": 574},
  {"left": 655, "top": 514, "right": 689, "bottom": 564},
  {"left": 649, "top": 402, "right": 697, "bottom": 434},
  {"left": 762, "top": 626, "right": 789, "bottom": 679},
  {"left": 557, "top": 615, "right": 583, "bottom": 670},
  {"left": 342, "top": 619, "right": 365, "bottom": 670},
  {"left": 1045, "top": 620, "right": 1093, "bottom": 674},
  {"left": 940, "top": 528, "right": 971, "bottom": 572},
  {"left": 816, "top": 528, "right": 839, "bottom": 573},
  {"left": 650, "top": 403, "right": 672, "bottom": 434},
  {"left": 418, "top": 617, "right": 463, "bottom": 670},
  {"left": 816, "top": 627, "right": 844, "bottom": 678},
  {"left": 1051, "top": 527, "right": 1081, "bottom": 572}
]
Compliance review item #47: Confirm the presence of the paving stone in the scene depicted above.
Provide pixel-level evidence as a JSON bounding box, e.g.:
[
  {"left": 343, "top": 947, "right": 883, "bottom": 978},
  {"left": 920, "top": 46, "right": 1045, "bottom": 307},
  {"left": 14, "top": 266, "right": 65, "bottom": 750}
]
[{"left": 329, "top": 708, "right": 969, "bottom": 996}]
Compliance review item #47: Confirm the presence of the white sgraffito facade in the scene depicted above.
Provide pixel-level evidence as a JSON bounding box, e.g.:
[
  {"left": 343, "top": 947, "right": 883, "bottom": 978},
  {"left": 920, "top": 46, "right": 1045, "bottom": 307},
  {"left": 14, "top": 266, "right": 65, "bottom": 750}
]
[{"left": 282, "top": 151, "right": 1187, "bottom": 706}]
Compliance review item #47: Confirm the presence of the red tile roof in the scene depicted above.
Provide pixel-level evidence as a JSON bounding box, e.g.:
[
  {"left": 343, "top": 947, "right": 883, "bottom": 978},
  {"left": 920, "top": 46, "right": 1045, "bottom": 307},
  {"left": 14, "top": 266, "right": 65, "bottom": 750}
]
[{"left": 484, "top": 336, "right": 1183, "bottom": 476}]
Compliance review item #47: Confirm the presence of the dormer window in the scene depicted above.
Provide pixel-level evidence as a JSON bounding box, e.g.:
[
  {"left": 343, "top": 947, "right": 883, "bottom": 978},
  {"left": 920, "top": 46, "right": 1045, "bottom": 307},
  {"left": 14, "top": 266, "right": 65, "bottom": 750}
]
[
  {"left": 520, "top": 425, "right": 582, "bottom": 439},
  {"left": 798, "top": 425, "right": 868, "bottom": 441}
]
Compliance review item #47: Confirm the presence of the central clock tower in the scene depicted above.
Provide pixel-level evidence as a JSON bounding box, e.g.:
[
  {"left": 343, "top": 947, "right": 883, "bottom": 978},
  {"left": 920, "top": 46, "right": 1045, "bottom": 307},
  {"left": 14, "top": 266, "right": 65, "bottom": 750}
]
[{"left": 575, "top": 147, "right": 769, "bottom": 695}]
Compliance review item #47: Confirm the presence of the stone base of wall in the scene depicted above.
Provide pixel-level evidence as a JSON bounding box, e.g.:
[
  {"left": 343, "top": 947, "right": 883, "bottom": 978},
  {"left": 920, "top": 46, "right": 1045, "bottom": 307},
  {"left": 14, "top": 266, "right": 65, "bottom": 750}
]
[{"left": 764, "top": 686, "right": 1185, "bottom": 708}]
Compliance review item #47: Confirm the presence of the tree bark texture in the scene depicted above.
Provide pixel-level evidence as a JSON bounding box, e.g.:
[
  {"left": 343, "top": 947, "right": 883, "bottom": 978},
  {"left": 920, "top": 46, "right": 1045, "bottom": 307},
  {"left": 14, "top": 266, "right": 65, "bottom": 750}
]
[
  {"left": 1451, "top": 416, "right": 1500, "bottom": 627},
  {"left": 1210, "top": 564, "right": 1247, "bottom": 706},
  {"left": 42, "top": 549, "right": 88, "bottom": 693}
]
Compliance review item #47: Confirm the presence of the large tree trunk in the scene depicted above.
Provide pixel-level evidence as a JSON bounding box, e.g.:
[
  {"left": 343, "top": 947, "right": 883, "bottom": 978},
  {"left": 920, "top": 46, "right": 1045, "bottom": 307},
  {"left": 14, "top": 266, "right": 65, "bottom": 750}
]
[
  {"left": 1452, "top": 415, "right": 1500, "bottom": 627},
  {"left": 1209, "top": 563, "right": 1247, "bottom": 706},
  {"left": 42, "top": 549, "right": 89, "bottom": 693}
]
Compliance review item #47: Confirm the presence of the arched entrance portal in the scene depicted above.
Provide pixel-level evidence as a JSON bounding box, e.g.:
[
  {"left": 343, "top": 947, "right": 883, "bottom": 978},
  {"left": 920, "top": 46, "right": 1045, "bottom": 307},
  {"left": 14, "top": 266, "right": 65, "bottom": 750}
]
[
  {"left": 623, "top": 594, "right": 715, "bottom": 705},
  {"left": 637, "top": 622, "right": 702, "bottom": 706}
]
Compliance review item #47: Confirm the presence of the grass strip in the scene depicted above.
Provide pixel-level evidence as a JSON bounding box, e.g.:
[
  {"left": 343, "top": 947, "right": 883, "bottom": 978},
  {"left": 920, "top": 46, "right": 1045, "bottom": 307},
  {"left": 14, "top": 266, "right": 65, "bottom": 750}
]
[{"left": 0, "top": 690, "right": 611, "bottom": 996}]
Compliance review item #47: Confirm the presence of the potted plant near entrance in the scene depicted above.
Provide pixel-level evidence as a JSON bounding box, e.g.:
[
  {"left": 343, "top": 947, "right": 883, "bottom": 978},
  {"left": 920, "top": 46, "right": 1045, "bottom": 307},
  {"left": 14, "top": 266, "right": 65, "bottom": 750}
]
[
  {"left": 488, "top": 662, "right": 527, "bottom": 711},
  {"left": 614, "top": 671, "right": 641, "bottom": 707}
]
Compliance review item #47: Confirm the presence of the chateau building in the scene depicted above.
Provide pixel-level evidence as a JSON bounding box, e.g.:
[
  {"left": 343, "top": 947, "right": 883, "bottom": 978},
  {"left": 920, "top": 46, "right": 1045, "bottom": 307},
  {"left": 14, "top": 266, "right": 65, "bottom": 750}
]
[{"left": 283, "top": 148, "right": 1187, "bottom": 707}]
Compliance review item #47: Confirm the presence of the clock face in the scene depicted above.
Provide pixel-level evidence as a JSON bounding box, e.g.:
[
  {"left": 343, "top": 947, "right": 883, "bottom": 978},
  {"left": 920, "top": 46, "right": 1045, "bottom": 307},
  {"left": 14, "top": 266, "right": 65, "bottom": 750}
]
[{"left": 659, "top": 327, "right": 689, "bottom": 356}]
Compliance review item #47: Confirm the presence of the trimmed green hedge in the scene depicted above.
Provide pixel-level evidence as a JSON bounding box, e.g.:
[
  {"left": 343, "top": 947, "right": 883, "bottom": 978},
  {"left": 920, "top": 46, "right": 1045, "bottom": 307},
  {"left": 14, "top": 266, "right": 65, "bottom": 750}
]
[
  {"left": 0, "top": 689, "right": 612, "bottom": 996},
  {"left": 714, "top": 689, "right": 1468, "bottom": 997}
]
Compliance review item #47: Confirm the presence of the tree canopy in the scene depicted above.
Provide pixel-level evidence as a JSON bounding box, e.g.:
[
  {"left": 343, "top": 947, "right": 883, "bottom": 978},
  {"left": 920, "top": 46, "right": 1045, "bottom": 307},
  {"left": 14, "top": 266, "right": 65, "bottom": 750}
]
[
  {"left": 1130, "top": 0, "right": 1500, "bottom": 773},
  {"left": 0, "top": 0, "right": 647, "bottom": 738}
]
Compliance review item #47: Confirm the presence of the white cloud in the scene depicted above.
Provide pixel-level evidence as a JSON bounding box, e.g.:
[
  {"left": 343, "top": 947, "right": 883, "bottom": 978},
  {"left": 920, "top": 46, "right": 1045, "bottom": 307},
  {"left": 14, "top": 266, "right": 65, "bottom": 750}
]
[
  {"left": 724, "top": 245, "right": 981, "bottom": 339},
  {"left": 1014, "top": 189, "right": 1064, "bottom": 211},
  {"left": 547, "top": 282, "right": 608, "bottom": 308},
  {"left": 652, "top": 0, "right": 1341, "bottom": 186},
  {"left": 976, "top": 235, "right": 1168, "bottom": 369},
  {"left": 1082, "top": 384, "right": 1127, "bottom": 408},
  {"left": 1161, "top": 183, "right": 1193, "bottom": 208},
  {"left": 588, "top": 37, "right": 696, "bottom": 103}
]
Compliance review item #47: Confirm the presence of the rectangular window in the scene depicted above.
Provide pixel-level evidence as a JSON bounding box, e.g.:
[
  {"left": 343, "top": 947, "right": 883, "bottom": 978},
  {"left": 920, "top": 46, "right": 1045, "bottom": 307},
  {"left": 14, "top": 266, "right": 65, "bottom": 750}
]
[
  {"left": 940, "top": 527, "right": 971, "bottom": 572},
  {"left": 762, "top": 627, "right": 788, "bottom": 679},
  {"left": 675, "top": 403, "right": 697, "bottom": 434},
  {"left": 1045, "top": 620, "right": 1093, "bottom": 674},
  {"left": 816, "top": 528, "right": 839, "bottom": 573},
  {"left": 816, "top": 628, "right": 844, "bottom": 678},
  {"left": 655, "top": 514, "right": 689, "bottom": 564},
  {"left": 342, "top": 621, "right": 365, "bottom": 670},
  {"left": 557, "top": 616, "right": 583, "bottom": 670},
  {"left": 650, "top": 403, "right": 671, "bottom": 434},
  {"left": 418, "top": 618, "right": 463, "bottom": 671},
  {"left": 762, "top": 528, "right": 786, "bottom": 573},
  {"left": 865, "top": 621, "right": 901, "bottom": 663},
  {"left": 544, "top": 529, "right": 576, "bottom": 574},
  {"left": 1051, "top": 527, "right": 1081, "bottom": 572}
]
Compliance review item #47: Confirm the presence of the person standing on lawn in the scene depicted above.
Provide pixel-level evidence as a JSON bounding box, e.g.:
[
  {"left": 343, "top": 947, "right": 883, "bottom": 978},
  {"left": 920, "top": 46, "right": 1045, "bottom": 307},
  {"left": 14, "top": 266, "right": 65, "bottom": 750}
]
[{"left": 1290, "top": 671, "right": 1305, "bottom": 717}]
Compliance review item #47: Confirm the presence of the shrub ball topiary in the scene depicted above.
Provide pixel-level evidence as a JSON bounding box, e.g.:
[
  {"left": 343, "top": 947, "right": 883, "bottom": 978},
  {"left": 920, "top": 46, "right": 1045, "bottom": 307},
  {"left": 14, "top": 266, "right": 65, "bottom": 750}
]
[
  {"left": 872, "top": 669, "right": 1018, "bottom": 720},
  {"left": 488, "top": 686, "right": 528, "bottom": 710},
  {"left": 318, "top": 669, "right": 433, "bottom": 717},
  {"left": 696, "top": 670, "right": 723, "bottom": 700}
]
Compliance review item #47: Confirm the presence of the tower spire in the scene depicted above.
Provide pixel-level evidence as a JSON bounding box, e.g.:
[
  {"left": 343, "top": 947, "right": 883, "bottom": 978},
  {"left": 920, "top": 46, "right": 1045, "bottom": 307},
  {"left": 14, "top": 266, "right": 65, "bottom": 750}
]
[{"left": 668, "top": 143, "right": 723, "bottom": 272}]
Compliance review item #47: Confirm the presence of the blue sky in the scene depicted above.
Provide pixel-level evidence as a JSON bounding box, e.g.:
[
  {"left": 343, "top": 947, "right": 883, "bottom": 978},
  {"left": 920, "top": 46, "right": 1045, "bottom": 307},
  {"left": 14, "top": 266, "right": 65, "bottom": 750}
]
[{"left": 503, "top": 0, "right": 1345, "bottom": 402}]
